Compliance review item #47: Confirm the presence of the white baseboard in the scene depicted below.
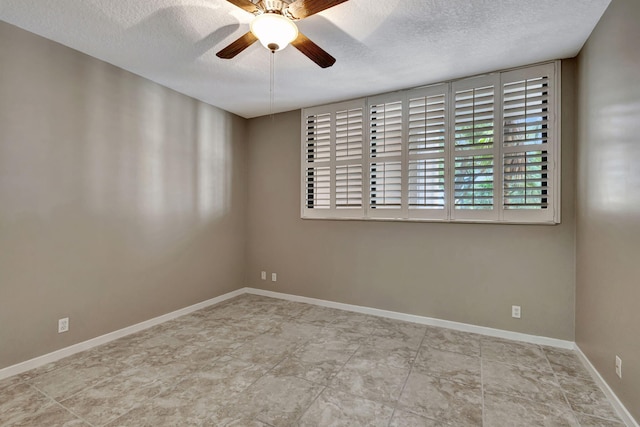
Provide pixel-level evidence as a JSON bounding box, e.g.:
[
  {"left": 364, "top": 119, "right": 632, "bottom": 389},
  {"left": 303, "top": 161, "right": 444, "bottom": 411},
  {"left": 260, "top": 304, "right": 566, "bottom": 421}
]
[
  {"left": 574, "top": 345, "right": 639, "bottom": 427},
  {"left": 4, "top": 286, "right": 634, "bottom": 425},
  {"left": 244, "top": 287, "right": 574, "bottom": 349},
  {"left": 0, "top": 288, "right": 245, "bottom": 381},
  {"left": 0, "top": 286, "right": 579, "bottom": 383}
]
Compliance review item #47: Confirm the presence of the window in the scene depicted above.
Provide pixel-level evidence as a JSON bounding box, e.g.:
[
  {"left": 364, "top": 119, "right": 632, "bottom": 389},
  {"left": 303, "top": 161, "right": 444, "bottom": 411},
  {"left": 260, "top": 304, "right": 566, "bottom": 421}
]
[{"left": 301, "top": 62, "right": 560, "bottom": 224}]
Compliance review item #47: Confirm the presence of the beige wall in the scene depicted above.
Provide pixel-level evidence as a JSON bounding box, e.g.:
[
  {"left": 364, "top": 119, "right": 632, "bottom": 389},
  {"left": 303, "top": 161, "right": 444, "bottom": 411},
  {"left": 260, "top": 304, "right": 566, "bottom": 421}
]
[
  {"left": 0, "top": 22, "right": 247, "bottom": 369},
  {"left": 576, "top": 0, "right": 640, "bottom": 420},
  {"left": 246, "top": 61, "right": 577, "bottom": 340}
]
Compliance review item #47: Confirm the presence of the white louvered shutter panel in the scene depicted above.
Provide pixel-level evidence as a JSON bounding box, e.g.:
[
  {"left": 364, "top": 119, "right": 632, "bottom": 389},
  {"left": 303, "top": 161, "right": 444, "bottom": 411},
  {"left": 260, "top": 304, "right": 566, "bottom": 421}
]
[
  {"left": 501, "top": 63, "right": 558, "bottom": 223},
  {"left": 302, "top": 62, "right": 560, "bottom": 224},
  {"left": 368, "top": 94, "right": 404, "bottom": 218},
  {"left": 334, "top": 100, "right": 365, "bottom": 217},
  {"left": 451, "top": 75, "right": 500, "bottom": 221},
  {"left": 302, "top": 108, "right": 332, "bottom": 218},
  {"left": 407, "top": 85, "right": 448, "bottom": 220}
]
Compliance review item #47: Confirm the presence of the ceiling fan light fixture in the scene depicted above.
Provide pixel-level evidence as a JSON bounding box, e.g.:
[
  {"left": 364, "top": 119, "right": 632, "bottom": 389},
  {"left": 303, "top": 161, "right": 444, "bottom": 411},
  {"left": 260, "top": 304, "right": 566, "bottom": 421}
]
[{"left": 250, "top": 12, "right": 298, "bottom": 52}]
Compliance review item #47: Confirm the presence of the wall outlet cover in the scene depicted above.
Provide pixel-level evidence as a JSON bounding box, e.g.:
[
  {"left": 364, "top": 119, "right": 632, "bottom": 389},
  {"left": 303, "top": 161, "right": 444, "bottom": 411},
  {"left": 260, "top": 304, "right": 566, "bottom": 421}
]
[
  {"left": 58, "top": 317, "right": 69, "bottom": 333},
  {"left": 512, "top": 305, "right": 521, "bottom": 319}
]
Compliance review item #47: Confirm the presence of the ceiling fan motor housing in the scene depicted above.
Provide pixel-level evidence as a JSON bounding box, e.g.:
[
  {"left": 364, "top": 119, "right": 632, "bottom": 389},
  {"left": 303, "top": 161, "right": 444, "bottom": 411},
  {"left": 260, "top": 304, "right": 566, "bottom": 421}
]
[{"left": 261, "top": 0, "right": 286, "bottom": 13}]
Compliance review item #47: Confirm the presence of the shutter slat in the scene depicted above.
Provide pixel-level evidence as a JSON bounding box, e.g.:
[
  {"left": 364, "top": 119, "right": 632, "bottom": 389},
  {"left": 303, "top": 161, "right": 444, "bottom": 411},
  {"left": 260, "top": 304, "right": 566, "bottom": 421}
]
[
  {"left": 454, "top": 154, "right": 494, "bottom": 210},
  {"left": 454, "top": 84, "right": 495, "bottom": 151},
  {"left": 305, "top": 112, "right": 332, "bottom": 162},
  {"left": 370, "top": 100, "right": 403, "bottom": 157},
  {"left": 408, "top": 158, "right": 446, "bottom": 209},
  {"left": 336, "top": 107, "right": 364, "bottom": 162},
  {"left": 502, "top": 72, "right": 552, "bottom": 211},
  {"left": 503, "top": 149, "right": 550, "bottom": 210},
  {"left": 370, "top": 161, "right": 402, "bottom": 209},
  {"left": 335, "top": 164, "right": 363, "bottom": 209},
  {"left": 409, "top": 93, "right": 447, "bottom": 155},
  {"left": 305, "top": 166, "right": 331, "bottom": 209}
]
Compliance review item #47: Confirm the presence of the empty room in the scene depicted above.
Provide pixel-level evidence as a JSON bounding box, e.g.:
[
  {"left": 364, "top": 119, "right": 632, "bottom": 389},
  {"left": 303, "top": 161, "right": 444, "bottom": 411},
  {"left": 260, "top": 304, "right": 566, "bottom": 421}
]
[{"left": 0, "top": 0, "right": 638, "bottom": 425}]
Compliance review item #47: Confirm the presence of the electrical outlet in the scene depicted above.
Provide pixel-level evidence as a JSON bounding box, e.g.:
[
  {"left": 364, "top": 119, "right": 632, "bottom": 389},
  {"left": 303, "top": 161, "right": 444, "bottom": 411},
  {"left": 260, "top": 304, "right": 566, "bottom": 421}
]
[
  {"left": 512, "top": 305, "right": 521, "bottom": 319},
  {"left": 615, "top": 355, "right": 622, "bottom": 378},
  {"left": 261, "top": 271, "right": 267, "bottom": 280},
  {"left": 271, "top": 273, "right": 277, "bottom": 282},
  {"left": 58, "top": 317, "right": 69, "bottom": 333}
]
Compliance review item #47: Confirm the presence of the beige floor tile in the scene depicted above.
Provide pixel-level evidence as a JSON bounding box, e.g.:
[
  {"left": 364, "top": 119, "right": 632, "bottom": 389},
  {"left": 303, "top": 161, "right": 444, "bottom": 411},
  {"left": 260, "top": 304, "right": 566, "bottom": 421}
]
[
  {"left": 324, "top": 311, "right": 380, "bottom": 336},
  {"left": 413, "top": 346, "right": 481, "bottom": 386},
  {"left": 231, "top": 333, "right": 304, "bottom": 366},
  {"left": 389, "top": 409, "right": 440, "bottom": 427},
  {"left": 297, "top": 387, "right": 394, "bottom": 427},
  {"left": 0, "top": 382, "right": 53, "bottom": 426},
  {"left": 397, "top": 371, "right": 482, "bottom": 426},
  {"left": 10, "top": 402, "right": 89, "bottom": 427},
  {"left": 543, "top": 347, "right": 591, "bottom": 379},
  {"left": 59, "top": 367, "right": 165, "bottom": 426},
  {"left": 312, "top": 323, "right": 371, "bottom": 345},
  {"left": 369, "top": 317, "right": 426, "bottom": 346},
  {"left": 481, "top": 337, "right": 550, "bottom": 370},
  {"left": 423, "top": 326, "right": 481, "bottom": 357},
  {"left": 175, "top": 355, "right": 270, "bottom": 397},
  {"left": 484, "top": 392, "right": 579, "bottom": 427},
  {"left": 356, "top": 335, "right": 420, "bottom": 369},
  {"left": 105, "top": 388, "right": 227, "bottom": 426},
  {"left": 295, "top": 305, "right": 345, "bottom": 326},
  {"left": 573, "top": 413, "right": 626, "bottom": 426},
  {"left": 0, "top": 375, "right": 23, "bottom": 392},
  {"left": 482, "top": 359, "right": 567, "bottom": 407},
  {"left": 271, "top": 340, "right": 359, "bottom": 384},
  {"left": 329, "top": 350, "right": 412, "bottom": 404},
  {"left": 27, "top": 360, "right": 113, "bottom": 401},
  {"left": 556, "top": 375, "right": 622, "bottom": 422},
  {"left": 235, "top": 374, "right": 324, "bottom": 427},
  {"left": 266, "top": 321, "right": 325, "bottom": 343}
]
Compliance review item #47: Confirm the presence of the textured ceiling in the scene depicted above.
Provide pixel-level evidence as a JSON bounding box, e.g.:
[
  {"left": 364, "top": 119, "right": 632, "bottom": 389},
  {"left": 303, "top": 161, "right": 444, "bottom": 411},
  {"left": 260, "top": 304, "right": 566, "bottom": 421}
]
[{"left": 0, "top": 0, "right": 610, "bottom": 118}]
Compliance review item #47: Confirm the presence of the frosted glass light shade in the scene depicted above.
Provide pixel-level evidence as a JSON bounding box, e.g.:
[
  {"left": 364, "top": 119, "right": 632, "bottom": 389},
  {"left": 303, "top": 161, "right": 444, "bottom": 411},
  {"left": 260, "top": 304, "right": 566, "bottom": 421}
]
[{"left": 250, "top": 13, "right": 298, "bottom": 52}]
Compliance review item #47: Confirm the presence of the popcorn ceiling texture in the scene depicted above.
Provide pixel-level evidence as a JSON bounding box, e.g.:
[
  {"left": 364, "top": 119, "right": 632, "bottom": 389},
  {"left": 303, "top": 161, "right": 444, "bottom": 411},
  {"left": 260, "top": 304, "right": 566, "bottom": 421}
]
[{"left": 0, "top": 0, "right": 610, "bottom": 118}]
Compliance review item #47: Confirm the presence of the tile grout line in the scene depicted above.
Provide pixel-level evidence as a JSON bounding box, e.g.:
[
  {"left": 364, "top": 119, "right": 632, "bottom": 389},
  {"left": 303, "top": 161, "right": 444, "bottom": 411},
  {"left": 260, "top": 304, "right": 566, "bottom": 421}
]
[
  {"left": 541, "top": 347, "right": 623, "bottom": 425},
  {"left": 540, "top": 346, "right": 581, "bottom": 425},
  {"left": 480, "top": 351, "right": 485, "bottom": 426},
  {"left": 386, "top": 327, "right": 429, "bottom": 427},
  {"left": 290, "top": 385, "right": 328, "bottom": 425},
  {"left": 29, "top": 383, "right": 97, "bottom": 427},
  {"left": 245, "top": 311, "right": 342, "bottom": 426}
]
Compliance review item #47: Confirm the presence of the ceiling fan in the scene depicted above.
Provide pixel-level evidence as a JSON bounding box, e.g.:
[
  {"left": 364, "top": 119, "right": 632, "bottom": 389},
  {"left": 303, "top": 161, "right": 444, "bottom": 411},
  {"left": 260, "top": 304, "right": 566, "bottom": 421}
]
[{"left": 216, "top": 0, "right": 349, "bottom": 68}]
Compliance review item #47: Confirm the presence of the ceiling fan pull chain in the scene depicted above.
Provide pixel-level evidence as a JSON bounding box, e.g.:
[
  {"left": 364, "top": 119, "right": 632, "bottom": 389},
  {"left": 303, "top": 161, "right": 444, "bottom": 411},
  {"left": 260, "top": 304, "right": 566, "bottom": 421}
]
[{"left": 270, "top": 50, "right": 275, "bottom": 119}]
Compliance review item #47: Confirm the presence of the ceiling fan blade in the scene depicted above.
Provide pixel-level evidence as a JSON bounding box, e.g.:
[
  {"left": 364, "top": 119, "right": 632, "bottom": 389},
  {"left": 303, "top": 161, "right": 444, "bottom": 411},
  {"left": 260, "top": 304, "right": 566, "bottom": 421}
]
[
  {"left": 291, "top": 33, "right": 336, "bottom": 68},
  {"left": 287, "top": 0, "right": 349, "bottom": 19},
  {"left": 224, "top": 0, "right": 260, "bottom": 14},
  {"left": 216, "top": 32, "right": 258, "bottom": 59}
]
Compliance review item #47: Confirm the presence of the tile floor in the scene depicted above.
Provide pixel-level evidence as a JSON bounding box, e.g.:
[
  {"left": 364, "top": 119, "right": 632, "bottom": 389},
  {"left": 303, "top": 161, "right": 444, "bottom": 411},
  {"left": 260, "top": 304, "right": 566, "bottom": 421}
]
[{"left": 0, "top": 294, "right": 627, "bottom": 426}]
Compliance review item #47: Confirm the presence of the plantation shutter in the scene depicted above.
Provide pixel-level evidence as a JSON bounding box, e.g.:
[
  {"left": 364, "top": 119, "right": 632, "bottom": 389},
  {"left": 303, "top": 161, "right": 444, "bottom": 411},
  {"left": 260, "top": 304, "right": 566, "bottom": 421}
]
[
  {"left": 407, "top": 85, "right": 448, "bottom": 220},
  {"left": 501, "top": 63, "right": 558, "bottom": 223},
  {"left": 301, "top": 62, "right": 560, "bottom": 224},
  {"left": 302, "top": 109, "right": 331, "bottom": 218},
  {"left": 451, "top": 75, "right": 500, "bottom": 221},
  {"left": 301, "top": 100, "right": 365, "bottom": 218},
  {"left": 368, "top": 94, "right": 405, "bottom": 218},
  {"left": 334, "top": 101, "right": 365, "bottom": 217}
]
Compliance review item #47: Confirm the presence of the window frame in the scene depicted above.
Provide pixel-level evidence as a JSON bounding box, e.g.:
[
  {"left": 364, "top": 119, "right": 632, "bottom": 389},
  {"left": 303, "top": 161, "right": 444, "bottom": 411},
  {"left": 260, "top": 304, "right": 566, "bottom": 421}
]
[{"left": 301, "top": 61, "right": 561, "bottom": 225}]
